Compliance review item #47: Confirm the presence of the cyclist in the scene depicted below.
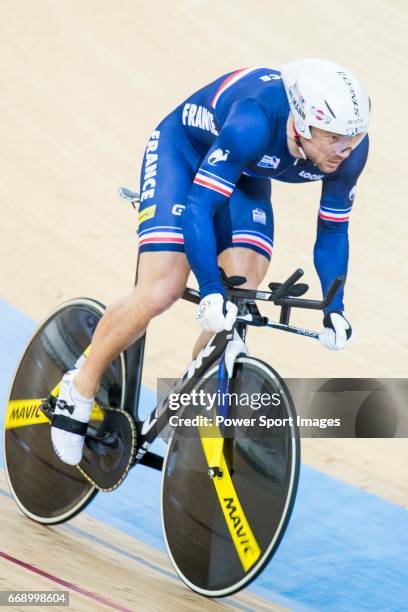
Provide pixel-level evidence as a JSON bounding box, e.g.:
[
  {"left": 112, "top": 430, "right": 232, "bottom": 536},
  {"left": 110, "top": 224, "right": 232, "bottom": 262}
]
[{"left": 51, "top": 58, "right": 370, "bottom": 464}]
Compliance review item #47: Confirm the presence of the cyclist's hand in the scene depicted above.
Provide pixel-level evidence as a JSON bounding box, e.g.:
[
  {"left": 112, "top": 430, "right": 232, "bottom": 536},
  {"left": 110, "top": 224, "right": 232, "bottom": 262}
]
[
  {"left": 319, "top": 311, "right": 352, "bottom": 350},
  {"left": 197, "top": 293, "right": 238, "bottom": 333}
]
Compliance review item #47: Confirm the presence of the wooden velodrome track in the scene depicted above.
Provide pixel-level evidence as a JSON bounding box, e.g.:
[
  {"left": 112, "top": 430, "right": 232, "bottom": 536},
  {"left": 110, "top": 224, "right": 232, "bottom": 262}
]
[{"left": 1, "top": 0, "right": 407, "bottom": 609}]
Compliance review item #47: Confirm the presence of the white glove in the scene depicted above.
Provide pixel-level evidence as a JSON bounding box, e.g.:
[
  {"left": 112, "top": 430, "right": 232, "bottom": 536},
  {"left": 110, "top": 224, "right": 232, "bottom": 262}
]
[
  {"left": 319, "top": 311, "right": 352, "bottom": 351},
  {"left": 197, "top": 293, "right": 238, "bottom": 333}
]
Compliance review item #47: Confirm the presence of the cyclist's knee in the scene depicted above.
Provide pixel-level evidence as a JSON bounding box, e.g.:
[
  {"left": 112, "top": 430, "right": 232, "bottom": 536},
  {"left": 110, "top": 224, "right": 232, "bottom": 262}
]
[
  {"left": 242, "top": 267, "right": 266, "bottom": 289},
  {"left": 218, "top": 248, "right": 269, "bottom": 289},
  {"left": 132, "top": 251, "right": 190, "bottom": 319},
  {"left": 148, "top": 281, "right": 184, "bottom": 316},
  {"left": 136, "top": 277, "right": 185, "bottom": 318}
]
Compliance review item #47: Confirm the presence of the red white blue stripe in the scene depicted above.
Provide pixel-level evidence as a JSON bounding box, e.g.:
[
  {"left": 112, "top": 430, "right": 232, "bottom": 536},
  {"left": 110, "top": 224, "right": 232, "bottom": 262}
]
[
  {"left": 319, "top": 205, "right": 352, "bottom": 223},
  {"left": 193, "top": 169, "right": 234, "bottom": 197},
  {"left": 138, "top": 226, "right": 184, "bottom": 247},
  {"left": 211, "top": 67, "right": 261, "bottom": 109},
  {"left": 232, "top": 230, "right": 273, "bottom": 256}
]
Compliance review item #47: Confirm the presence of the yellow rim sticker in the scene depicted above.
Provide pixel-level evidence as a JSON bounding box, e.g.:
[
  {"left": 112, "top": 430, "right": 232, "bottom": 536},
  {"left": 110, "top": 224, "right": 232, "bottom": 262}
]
[
  {"left": 138, "top": 204, "right": 156, "bottom": 225},
  {"left": 6, "top": 400, "right": 49, "bottom": 429},
  {"left": 5, "top": 399, "right": 104, "bottom": 430},
  {"left": 5, "top": 346, "right": 103, "bottom": 430},
  {"left": 198, "top": 424, "right": 261, "bottom": 572}
]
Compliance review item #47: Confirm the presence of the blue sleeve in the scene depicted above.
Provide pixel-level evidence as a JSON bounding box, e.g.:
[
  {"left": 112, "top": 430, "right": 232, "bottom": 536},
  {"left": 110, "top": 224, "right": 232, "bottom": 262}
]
[
  {"left": 314, "top": 136, "right": 369, "bottom": 313},
  {"left": 181, "top": 98, "right": 269, "bottom": 297}
]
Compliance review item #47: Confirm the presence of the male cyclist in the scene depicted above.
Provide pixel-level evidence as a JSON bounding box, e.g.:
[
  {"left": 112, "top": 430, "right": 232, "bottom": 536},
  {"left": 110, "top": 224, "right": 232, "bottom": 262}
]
[{"left": 51, "top": 58, "right": 370, "bottom": 465}]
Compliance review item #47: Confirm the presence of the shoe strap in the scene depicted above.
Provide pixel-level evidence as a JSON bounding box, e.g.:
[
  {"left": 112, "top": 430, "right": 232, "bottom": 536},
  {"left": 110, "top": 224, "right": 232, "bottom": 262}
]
[{"left": 52, "top": 414, "right": 88, "bottom": 436}]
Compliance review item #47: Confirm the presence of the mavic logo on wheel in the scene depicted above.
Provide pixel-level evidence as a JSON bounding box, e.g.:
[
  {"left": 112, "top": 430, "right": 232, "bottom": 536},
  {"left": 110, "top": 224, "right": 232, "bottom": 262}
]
[
  {"left": 223, "top": 497, "right": 261, "bottom": 570},
  {"left": 199, "top": 432, "right": 261, "bottom": 572},
  {"left": 5, "top": 399, "right": 103, "bottom": 430},
  {"left": 5, "top": 400, "right": 49, "bottom": 429}
]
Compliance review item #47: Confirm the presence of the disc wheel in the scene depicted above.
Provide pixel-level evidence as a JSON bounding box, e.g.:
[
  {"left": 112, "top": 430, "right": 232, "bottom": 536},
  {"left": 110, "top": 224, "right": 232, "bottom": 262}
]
[
  {"left": 3, "top": 298, "right": 126, "bottom": 524},
  {"left": 161, "top": 356, "right": 300, "bottom": 597}
]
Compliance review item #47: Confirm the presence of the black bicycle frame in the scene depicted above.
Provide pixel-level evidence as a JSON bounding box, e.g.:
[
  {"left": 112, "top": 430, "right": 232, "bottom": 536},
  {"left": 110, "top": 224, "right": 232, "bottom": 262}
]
[
  {"left": 131, "top": 328, "right": 232, "bottom": 464},
  {"left": 122, "top": 258, "right": 237, "bottom": 468},
  {"left": 121, "top": 262, "right": 344, "bottom": 471}
]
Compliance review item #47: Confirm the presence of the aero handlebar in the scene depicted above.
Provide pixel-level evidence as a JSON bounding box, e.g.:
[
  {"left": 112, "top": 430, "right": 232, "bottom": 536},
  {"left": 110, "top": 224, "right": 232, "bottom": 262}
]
[{"left": 183, "top": 268, "right": 344, "bottom": 312}]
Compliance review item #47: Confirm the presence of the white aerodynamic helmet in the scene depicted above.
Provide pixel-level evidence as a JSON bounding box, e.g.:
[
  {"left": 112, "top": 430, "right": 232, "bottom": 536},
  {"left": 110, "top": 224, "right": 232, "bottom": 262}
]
[{"left": 281, "top": 58, "right": 371, "bottom": 139}]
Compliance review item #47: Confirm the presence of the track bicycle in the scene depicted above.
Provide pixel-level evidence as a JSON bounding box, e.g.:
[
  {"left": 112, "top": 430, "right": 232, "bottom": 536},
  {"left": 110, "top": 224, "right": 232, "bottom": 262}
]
[{"left": 3, "top": 188, "right": 343, "bottom": 597}]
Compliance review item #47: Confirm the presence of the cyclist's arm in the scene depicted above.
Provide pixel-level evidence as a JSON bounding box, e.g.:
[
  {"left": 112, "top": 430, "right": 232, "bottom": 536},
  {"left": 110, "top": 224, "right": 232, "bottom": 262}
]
[
  {"left": 182, "top": 98, "right": 268, "bottom": 297},
  {"left": 314, "top": 136, "right": 369, "bottom": 313}
]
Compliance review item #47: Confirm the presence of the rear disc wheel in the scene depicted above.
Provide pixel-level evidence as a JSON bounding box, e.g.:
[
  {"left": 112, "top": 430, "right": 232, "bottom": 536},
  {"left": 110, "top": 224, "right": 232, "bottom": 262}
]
[{"left": 3, "top": 298, "right": 126, "bottom": 524}]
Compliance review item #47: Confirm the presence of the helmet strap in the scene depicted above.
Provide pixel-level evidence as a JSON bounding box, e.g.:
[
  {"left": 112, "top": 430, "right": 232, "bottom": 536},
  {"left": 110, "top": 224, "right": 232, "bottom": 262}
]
[{"left": 292, "top": 122, "right": 308, "bottom": 160}]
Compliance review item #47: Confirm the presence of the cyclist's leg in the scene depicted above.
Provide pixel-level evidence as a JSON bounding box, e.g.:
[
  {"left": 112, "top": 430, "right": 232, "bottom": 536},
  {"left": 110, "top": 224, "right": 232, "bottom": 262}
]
[
  {"left": 218, "top": 247, "right": 269, "bottom": 288},
  {"left": 75, "top": 251, "right": 190, "bottom": 396},
  {"left": 75, "top": 115, "right": 200, "bottom": 398}
]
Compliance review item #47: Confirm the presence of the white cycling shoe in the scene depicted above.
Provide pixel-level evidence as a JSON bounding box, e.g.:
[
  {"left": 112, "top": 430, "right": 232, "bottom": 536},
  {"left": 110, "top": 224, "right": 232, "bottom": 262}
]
[{"left": 51, "top": 370, "right": 94, "bottom": 466}]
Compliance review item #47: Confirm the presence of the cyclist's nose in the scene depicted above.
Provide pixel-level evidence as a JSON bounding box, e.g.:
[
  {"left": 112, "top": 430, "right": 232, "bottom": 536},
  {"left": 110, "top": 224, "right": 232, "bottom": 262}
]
[{"left": 335, "top": 146, "right": 352, "bottom": 160}]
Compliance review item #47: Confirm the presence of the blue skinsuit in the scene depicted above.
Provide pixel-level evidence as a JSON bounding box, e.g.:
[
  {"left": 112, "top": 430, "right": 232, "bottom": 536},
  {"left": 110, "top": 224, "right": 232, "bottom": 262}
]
[{"left": 138, "top": 67, "right": 369, "bottom": 312}]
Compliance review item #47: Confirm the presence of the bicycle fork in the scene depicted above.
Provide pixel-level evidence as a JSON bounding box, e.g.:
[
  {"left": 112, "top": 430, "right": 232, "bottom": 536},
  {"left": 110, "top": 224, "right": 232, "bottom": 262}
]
[{"left": 205, "top": 328, "right": 248, "bottom": 478}]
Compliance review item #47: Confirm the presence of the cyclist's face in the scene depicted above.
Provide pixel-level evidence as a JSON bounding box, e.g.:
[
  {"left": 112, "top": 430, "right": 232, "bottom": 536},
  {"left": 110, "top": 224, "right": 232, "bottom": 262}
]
[{"left": 301, "top": 127, "right": 366, "bottom": 173}]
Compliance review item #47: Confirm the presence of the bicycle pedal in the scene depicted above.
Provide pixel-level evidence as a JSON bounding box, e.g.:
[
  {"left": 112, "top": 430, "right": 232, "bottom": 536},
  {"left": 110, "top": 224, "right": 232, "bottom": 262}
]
[
  {"left": 77, "top": 407, "right": 137, "bottom": 492},
  {"left": 39, "top": 396, "right": 56, "bottom": 421},
  {"left": 85, "top": 433, "right": 119, "bottom": 456}
]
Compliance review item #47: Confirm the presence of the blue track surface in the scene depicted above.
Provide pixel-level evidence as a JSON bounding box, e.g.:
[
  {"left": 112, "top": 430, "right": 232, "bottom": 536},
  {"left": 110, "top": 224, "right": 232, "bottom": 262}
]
[{"left": 1, "top": 298, "right": 407, "bottom": 611}]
